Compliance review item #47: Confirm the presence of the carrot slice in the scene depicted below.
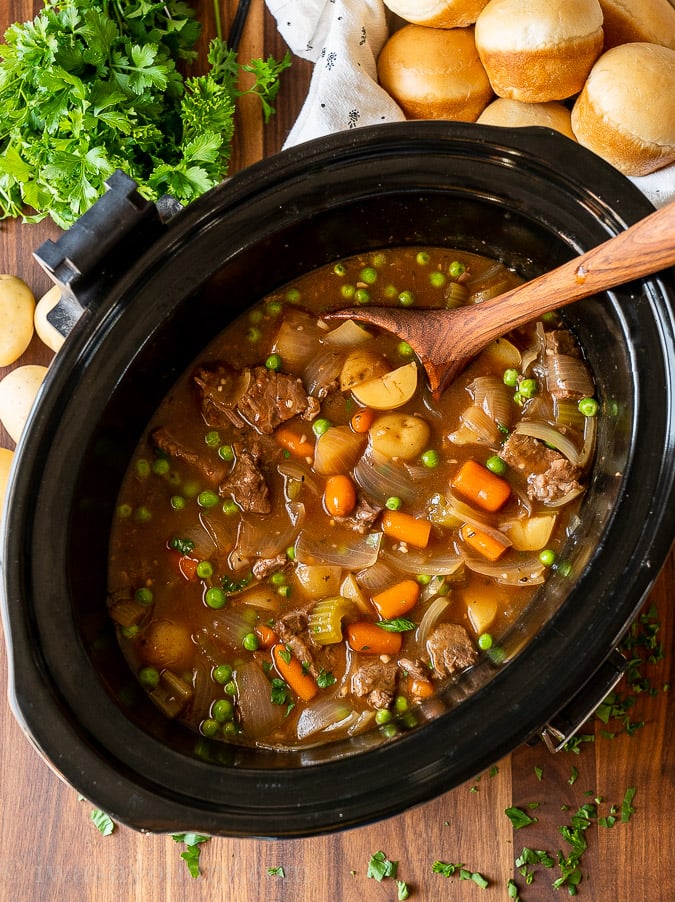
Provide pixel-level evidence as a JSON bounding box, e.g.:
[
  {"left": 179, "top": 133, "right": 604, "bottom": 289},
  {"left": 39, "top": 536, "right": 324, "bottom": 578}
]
[
  {"left": 345, "top": 621, "right": 402, "bottom": 656},
  {"left": 350, "top": 407, "right": 376, "bottom": 433},
  {"left": 372, "top": 578, "right": 420, "bottom": 620},
  {"left": 381, "top": 509, "right": 432, "bottom": 549},
  {"left": 459, "top": 523, "right": 509, "bottom": 562},
  {"left": 274, "top": 424, "right": 315, "bottom": 460},
  {"left": 255, "top": 623, "right": 278, "bottom": 650},
  {"left": 272, "top": 644, "right": 318, "bottom": 702},
  {"left": 409, "top": 678, "right": 435, "bottom": 699},
  {"left": 452, "top": 459, "right": 511, "bottom": 512}
]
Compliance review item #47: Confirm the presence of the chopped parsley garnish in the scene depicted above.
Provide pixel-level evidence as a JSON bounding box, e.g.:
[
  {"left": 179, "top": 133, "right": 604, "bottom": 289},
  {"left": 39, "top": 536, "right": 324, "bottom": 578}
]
[
  {"left": 432, "top": 861, "right": 489, "bottom": 888},
  {"left": 377, "top": 617, "right": 416, "bottom": 633},
  {"left": 270, "top": 677, "right": 294, "bottom": 715},
  {"left": 367, "top": 850, "right": 398, "bottom": 881},
  {"left": 266, "top": 866, "right": 285, "bottom": 877},
  {"left": 171, "top": 833, "right": 210, "bottom": 879},
  {"left": 90, "top": 807, "right": 115, "bottom": 836},
  {"left": 316, "top": 669, "right": 336, "bottom": 688},
  {"left": 220, "top": 572, "right": 252, "bottom": 594},
  {"left": 169, "top": 536, "right": 196, "bottom": 555},
  {"left": 505, "top": 806, "right": 539, "bottom": 830}
]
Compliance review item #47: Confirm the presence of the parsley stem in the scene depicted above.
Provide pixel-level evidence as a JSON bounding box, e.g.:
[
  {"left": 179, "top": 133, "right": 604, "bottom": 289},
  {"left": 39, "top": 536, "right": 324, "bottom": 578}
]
[{"left": 213, "top": 0, "right": 223, "bottom": 42}]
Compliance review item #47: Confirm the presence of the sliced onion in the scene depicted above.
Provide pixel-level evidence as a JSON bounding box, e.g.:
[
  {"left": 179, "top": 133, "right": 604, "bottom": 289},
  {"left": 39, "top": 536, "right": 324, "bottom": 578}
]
[
  {"left": 347, "top": 709, "right": 377, "bottom": 735},
  {"left": 271, "top": 313, "right": 323, "bottom": 373},
  {"left": 235, "top": 661, "right": 286, "bottom": 741},
  {"left": 296, "top": 696, "right": 354, "bottom": 740},
  {"left": 546, "top": 353, "right": 594, "bottom": 399},
  {"left": 303, "top": 347, "right": 345, "bottom": 397},
  {"left": 209, "top": 608, "right": 257, "bottom": 646},
  {"left": 461, "top": 551, "right": 546, "bottom": 586},
  {"left": 448, "top": 405, "right": 501, "bottom": 446},
  {"left": 323, "top": 319, "right": 373, "bottom": 348},
  {"left": 468, "top": 376, "right": 514, "bottom": 429},
  {"left": 540, "top": 485, "right": 585, "bottom": 509},
  {"left": 230, "top": 508, "right": 303, "bottom": 568},
  {"left": 381, "top": 544, "right": 465, "bottom": 577},
  {"left": 180, "top": 520, "right": 218, "bottom": 559},
  {"left": 314, "top": 426, "right": 367, "bottom": 476},
  {"left": 295, "top": 528, "right": 383, "bottom": 569},
  {"left": 355, "top": 560, "right": 399, "bottom": 592},
  {"left": 278, "top": 458, "right": 321, "bottom": 498},
  {"left": 513, "top": 421, "right": 581, "bottom": 466},
  {"left": 237, "top": 583, "right": 282, "bottom": 611},
  {"left": 353, "top": 449, "right": 417, "bottom": 505},
  {"left": 443, "top": 490, "right": 513, "bottom": 547},
  {"left": 416, "top": 596, "right": 450, "bottom": 644},
  {"left": 577, "top": 412, "right": 597, "bottom": 470}
]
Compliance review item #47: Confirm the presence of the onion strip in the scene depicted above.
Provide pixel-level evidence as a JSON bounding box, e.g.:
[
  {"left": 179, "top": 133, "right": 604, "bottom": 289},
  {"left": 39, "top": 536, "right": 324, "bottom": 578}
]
[
  {"left": 295, "top": 529, "right": 383, "bottom": 569},
  {"left": 513, "top": 421, "right": 582, "bottom": 466},
  {"left": 416, "top": 596, "right": 450, "bottom": 644},
  {"left": 461, "top": 551, "right": 546, "bottom": 586}
]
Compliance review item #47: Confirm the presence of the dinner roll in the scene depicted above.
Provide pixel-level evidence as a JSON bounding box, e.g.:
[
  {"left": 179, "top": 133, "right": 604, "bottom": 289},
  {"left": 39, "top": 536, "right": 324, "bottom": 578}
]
[
  {"left": 571, "top": 43, "right": 675, "bottom": 175},
  {"left": 382, "top": 0, "right": 490, "bottom": 29},
  {"left": 474, "top": 0, "right": 604, "bottom": 102},
  {"left": 598, "top": 0, "right": 675, "bottom": 50},
  {"left": 477, "top": 99, "right": 576, "bottom": 141},
  {"left": 377, "top": 25, "right": 493, "bottom": 121}
]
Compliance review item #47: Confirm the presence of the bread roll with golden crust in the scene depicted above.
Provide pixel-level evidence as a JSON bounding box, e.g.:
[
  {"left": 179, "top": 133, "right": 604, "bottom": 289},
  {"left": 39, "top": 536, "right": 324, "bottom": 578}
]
[
  {"left": 377, "top": 25, "right": 493, "bottom": 121},
  {"left": 477, "top": 98, "right": 576, "bottom": 141},
  {"left": 382, "top": 0, "right": 490, "bottom": 29},
  {"left": 571, "top": 43, "right": 675, "bottom": 175},
  {"left": 598, "top": 0, "right": 675, "bottom": 50},
  {"left": 474, "top": 0, "right": 604, "bottom": 102}
]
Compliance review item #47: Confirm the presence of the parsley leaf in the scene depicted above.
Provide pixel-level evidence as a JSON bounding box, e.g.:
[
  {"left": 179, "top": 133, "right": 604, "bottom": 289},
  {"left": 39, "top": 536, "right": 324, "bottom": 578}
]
[
  {"left": 169, "top": 536, "right": 195, "bottom": 555},
  {"left": 171, "top": 832, "right": 210, "bottom": 879},
  {"left": 367, "top": 850, "right": 398, "bottom": 881},
  {"left": 90, "top": 807, "right": 115, "bottom": 835},
  {"left": 266, "top": 866, "right": 285, "bottom": 877},
  {"left": 377, "top": 617, "right": 416, "bottom": 633},
  {"left": 505, "top": 806, "right": 539, "bottom": 829}
]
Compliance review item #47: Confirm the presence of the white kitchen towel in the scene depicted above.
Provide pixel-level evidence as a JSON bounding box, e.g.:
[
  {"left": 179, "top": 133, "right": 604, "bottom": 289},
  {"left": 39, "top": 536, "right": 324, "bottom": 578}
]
[{"left": 265, "top": 0, "right": 674, "bottom": 207}]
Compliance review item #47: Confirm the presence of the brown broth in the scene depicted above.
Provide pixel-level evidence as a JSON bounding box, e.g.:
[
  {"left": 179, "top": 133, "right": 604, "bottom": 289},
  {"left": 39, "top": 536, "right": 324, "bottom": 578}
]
[{"left": 107, "top": 247, "right": 596, "bottom": 749}]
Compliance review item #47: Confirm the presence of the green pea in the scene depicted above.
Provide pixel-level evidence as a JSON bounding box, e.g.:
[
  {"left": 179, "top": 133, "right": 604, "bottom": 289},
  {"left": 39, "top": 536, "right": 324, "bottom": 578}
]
[
  {"left": 513, "top": 391, "right": 524, "bottom": 407},
  {"left": 135, "top": 458, "right": 150, "bottom": 478},
  {"left": 448, "top": 260, "right": 466, "bottom": 278},
  {"left": 139, "top": 666, "right": 160, "bottom": 690},
  {"left": 200, "top": 718, "right": 220, "bottom": 737},
  {"left": 398, "top": 341, "right": 414, "bottom": 358},
  {"left": 242, "top": 632, "right": 259, "bottom": 652},
  {"left": 212, "top": 698, "right": 234, "bottom": 723},
  {"left": 134, "top": 505, "right": 152, "bottom": 522},
  {"left": 384, "top": 284, "right": 398, "bottom": 299},
  {"left": 270, "top": 571, "right": 287, "bottom": 586},
  {"left": 222, "top": 721, "right": 239, "bottom": 737},
  {"left": 385, "top": 496, "right": 402, "bottom": 511},
  {"left": 340, "top": 283, "right": 356, "bottom": 300},
  {"left": 477, "top": 633, "right": 493, "bottom": 651},
  {"left": 121, "top": 625, "right": 139, "bottom": 639},
  {"left": 429, "top": 271, "right": 446, "bottom": 288},
  {"left": 360, "top": 266, "right": 378, "bottom": 284},
  {"left": 371, "top": 252, "right": 387, "bottom": 267},
  {"left": 277, "top": 584, "right": 291, "bottom": 599},
  {"left": 285, "top": 288, "right": 301, "bottom": 303},
  {"left": 312, "top": 417, "right": 332, "bottom": 437},
  {"left": 380, "top": 722, "right": 399, "bottom": 738},
  {"left": 394, "top": 695, "right": 408, "bottom": 713},
  {"left": 222, "top": 499, "right": 239, "bottom": 515},
  {"left": 266, "top": 353, "right": 283, "bottom": 371},
  {"left": 333, "top": 262, "right": 347, "bottom": 276},
  {"left": 135, "top": 587, "right": 153, "bottom": 606},
  {"left": 196, "top": 560, "right": 213, "bottom": 579},
  {"left": 354, "top": 287, "right": 371, "bottom": 305},
  {"left": 170, "top": 495, "right": 186, "bottom": 510},
  {"left": 519, "top": 378, "right": 538, "bottom": 399},
  {"left": 249, "top": 309, "right": 263, "bottom": 325},
  {"left": 416, "top": 251, "right": 430, "bottom": 265},
  {"left": 197, "top": 489, "right": 219, "bottom": 508},
  {"left": 398, "top": 289, "right": 415, "bottom": 307},
  {"left": 416, "top": 573, "right": 432, "bottom": 585},
  {"left": 486, "top": 455, "right": 507, "bottom": 476},
  {"left": 224, "top": 680, "right": 237, "bottom": 697},
  {"left": 117, "top": 503, "right": 132, "bottom": 519},
  {"left": 286, "top": 545, "right": 296, "bottom": 561},
  {"left": 503, "top": 368, "right": 519, "bottom": 387},
  {"left": 218, "top": 444, "right": 234, "bottom": 461},
  {"left": 266, "top": 300, "right": 283, "bottom": 316},
  {"left": 375, "top": 708, "right": 392, "bottom": 725},
  {"left": 183, "top": 480, "right": 200, "bottom": 498},
  {"left": 152, "top": 457, "right": 170, "bottom": 476},
  {"left": 578, "top": 397, "right": 598, "bottom": 417},
  {"left": 556, "top": 561, "right": 572, "bottom": 577},
  {"left": 204, "top": 586, "right": 227, "bottom": 609},
  {"left": 204, "top": 430, "right": 221, "bottom": 448},
  {"left": 213, "top": 664, "right": 233, "bottom": 685},
  {"left": 421, "top": 449, "right": 440, "bottom": 468},
  {"left": 246, "top": 326, "right": 262, "bottom": 342},
  {"left": 539, "top": 548, "right": 556, "bottom": 567}
]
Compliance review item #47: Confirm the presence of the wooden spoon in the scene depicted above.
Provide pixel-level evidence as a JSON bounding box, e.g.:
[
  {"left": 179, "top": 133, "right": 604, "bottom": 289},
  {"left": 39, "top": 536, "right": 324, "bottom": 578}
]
[{"left": 327, "top": 202, "right": 675, "bottom": 397}]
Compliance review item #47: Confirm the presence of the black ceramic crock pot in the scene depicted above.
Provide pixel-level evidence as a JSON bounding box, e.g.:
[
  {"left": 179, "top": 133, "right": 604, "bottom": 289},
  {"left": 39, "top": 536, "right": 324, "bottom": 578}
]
[{"left": 2, "top": 122, "right": 675, "bottom": 838}]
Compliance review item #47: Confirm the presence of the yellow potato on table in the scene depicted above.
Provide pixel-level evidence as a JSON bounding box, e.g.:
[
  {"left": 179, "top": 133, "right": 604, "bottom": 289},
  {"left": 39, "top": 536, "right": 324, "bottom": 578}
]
[
  {"left": 0, "top": 275, "right": 35, "bottom": 366},
  {"left": 0, "top": 364, "right": 48, "bottom": 444},
  {"left": 0, "top": 447, "right": 14, "bottom": 522},
  {"left": 351, "top": 361, "right": 419, "bottom": 410},
  {"left": 34, "top": 285, "right": 65, "bottom": 354}
]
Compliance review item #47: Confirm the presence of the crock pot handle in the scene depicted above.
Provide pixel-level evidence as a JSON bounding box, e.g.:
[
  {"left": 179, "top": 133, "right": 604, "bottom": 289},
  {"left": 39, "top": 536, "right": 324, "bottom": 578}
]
[
  {"left": 537, "top": 648, "right": 628, "bottom": 753},
  {"left": 33, "top": 170, "right": 182, "bottom": 339}
]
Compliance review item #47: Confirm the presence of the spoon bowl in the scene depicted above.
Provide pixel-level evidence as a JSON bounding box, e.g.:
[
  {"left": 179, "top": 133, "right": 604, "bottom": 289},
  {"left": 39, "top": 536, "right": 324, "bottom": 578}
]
[{"left": 329, "top": 202, "right": 675, "bottom": 396}]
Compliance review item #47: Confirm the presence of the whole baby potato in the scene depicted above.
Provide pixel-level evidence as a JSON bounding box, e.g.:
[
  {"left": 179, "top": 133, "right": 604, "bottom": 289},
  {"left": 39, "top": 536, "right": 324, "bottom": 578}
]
[
  {"left": 0, "top": 364, "right": 48, "bottom": 444},
  {"left": 34, "top": 285, "right": 65, "bottom": 353},
  {"left": 0, "top": 447, "right": 14, "bottom": 522},
  {"left": 0, "top": 275, "right": 35, "bottom": 366},
  {"left": 369, "top": 412, "right": 431, "bottom": 460}
]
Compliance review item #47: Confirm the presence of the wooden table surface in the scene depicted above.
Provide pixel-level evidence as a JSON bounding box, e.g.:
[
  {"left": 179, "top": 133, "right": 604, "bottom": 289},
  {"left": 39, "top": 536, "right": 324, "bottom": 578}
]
[{"left": 0, "top": 3, "right": 673, "bottom": 900}]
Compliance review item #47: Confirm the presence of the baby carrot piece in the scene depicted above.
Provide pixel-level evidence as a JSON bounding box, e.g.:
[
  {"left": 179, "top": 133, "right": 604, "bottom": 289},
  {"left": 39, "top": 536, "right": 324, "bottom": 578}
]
[
  {"left": 346, "top": 621, "right": 402, "bottom": 656},
  {"left": 350, "top": 407, "right": 376, "bottom": 433},
  {"left": 372, "top": 578, "right": 420, "bottom": 620},
  {"left": 409, "top": 678, "right": 435, "bottom": 699},
  {"left": 255, "top": 623, "right": 277, "bottom": 650},
  {"left": 381, "top": 509, "right": 432, "bottom": 548},
  {"left": 452, "top": 459, "right": 511, "bottom": 512},
  {"left": 323, "top": 473, "right": 357, "bottom": 517},
  {"left": 459, "top": 524, "right": 509, "bottom": 562},
  {"left": 272, "top": 644, "right": 318, "bottom": 702},
  {"left": 274, "top": 424, "right": 315, "bottom": 460}
]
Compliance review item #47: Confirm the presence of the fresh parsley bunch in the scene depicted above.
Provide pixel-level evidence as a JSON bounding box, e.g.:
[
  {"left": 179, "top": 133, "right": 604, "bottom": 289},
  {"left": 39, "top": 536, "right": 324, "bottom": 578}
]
[{"left": 0, "top": 0, "right": 291, "bottom": 228}]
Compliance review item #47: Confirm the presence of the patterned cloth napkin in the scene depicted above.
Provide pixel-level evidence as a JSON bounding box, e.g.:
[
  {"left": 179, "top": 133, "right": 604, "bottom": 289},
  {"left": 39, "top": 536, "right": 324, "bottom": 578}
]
[{"left": 265, "top": 0, "right": 674, "bottom": 208}]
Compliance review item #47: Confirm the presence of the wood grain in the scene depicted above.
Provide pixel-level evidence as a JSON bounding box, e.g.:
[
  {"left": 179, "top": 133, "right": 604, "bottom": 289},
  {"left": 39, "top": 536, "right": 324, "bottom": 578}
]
[{"left": 1, "top": 4, "right": 673, "bottom": 900}]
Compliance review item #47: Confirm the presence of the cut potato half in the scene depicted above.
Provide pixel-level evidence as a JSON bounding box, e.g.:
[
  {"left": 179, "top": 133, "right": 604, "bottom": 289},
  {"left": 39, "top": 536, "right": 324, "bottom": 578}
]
[
  {"left": 351, "top": 361, "right": 418, "bottom": 410},
  {"left": 501, "top": 514, "right": 557, "bottom": 551}
]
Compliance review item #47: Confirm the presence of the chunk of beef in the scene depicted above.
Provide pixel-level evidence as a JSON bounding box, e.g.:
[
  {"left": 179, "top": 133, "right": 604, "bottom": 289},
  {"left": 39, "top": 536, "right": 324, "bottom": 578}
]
[
  {"left": 351, "top": 659, "right": 398, "bottom": 709},
  {"left": 193, "top": 364, "right": 251, "bottom": 429},
  {"left": 426, "top": 623, "right": 477, "bottom": 679},
  {"left": 500, "top": 432, "right": 582, "bottom": 503},
  {"left": 151, "top": 426, "right": 221, "bottom": 481},
  {"left": 218, "top": 441, "right": 270, "bottom": 514},
  {"left": 398, "top": 657, "right": 432, "bottom": 683},
  {"left": 275, "top": 608, "right": 319, "bottom": 678},
  {"left": 545, "top": 330, "right": 581, "bottom": 359},
  {"left": 336, "top": 495, "right": 382, "bottom": 534},
  {"left": 252, "top": 554, "right": 289, "bottom": 581}
]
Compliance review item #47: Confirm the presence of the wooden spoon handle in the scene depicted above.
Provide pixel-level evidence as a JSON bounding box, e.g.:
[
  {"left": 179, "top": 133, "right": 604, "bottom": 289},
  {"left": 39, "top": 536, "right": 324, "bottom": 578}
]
[{"left": 461, "top": 201, "right": 675, "bottom": 344}]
